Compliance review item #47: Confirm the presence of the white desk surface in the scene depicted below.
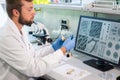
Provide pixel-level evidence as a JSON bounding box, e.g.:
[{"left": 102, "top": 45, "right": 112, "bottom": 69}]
[{"left": 45, "top": 51, "right": 120, "bottom": 80}]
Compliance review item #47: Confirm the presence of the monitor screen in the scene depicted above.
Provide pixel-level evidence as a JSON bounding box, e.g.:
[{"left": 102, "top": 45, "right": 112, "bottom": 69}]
[{"left": 74, "top": 16, "right": 120, "bottom": 71}]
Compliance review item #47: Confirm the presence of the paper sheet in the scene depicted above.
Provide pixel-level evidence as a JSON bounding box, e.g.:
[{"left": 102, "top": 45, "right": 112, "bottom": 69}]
[{"left": 53, "top": 64, "right": 91, "bottom": 80}]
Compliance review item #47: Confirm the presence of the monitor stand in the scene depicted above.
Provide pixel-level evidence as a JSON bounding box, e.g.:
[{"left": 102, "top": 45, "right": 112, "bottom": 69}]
[{"left": 83, "top": 59, "right": 114, "bottom": 72}]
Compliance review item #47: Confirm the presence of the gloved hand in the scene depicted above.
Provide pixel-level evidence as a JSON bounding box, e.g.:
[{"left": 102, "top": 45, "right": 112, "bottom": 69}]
[
  {"left": 62, "top": 35, "right": 75, "bottom": 52},
  {"left": 52, "top": 36, "right": 64, "bottom": 51}
]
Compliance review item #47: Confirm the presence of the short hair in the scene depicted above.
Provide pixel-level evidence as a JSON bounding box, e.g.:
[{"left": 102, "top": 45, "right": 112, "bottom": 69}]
[{"left": 6, "top": 0, "right": 33, "bottom": 18}]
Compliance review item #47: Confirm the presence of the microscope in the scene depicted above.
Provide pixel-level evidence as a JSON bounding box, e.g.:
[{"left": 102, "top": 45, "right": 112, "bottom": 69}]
[
  {"left": 32, "top": 28, "right": 52, "bottom": 45},
  {"left": 29, "top": 21, "right": 52, "bottom": 45}
]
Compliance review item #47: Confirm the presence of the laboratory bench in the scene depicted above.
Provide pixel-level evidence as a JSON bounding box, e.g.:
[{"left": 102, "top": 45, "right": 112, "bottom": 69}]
[
  {"left": 42, "top": 50, "right": 120, "bottom": 80},
  {"left": 27, "top": 35, "right": 120, "bottom": 80},
  {"left": 25, "top": 26, "right": 120, "bottom": 80}
]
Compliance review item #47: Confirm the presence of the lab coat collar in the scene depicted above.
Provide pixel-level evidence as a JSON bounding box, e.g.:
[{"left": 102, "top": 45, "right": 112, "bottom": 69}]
[
  {"left": 7, "top": 18, "right": 22, "bottom": 37},
  {"left": 7, "top": 18, "right": 30, "bottom": 51}
]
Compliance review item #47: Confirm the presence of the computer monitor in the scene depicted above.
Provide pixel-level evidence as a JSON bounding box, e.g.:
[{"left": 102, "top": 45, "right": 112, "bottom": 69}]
[{"left": 74, "top": 15, "right": 120, "bottom": 71}]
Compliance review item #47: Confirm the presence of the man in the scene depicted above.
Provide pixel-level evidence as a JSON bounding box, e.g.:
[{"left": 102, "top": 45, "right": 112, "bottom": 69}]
[{"left": 0, "top": 0, "right": 75, "bottom": 80}]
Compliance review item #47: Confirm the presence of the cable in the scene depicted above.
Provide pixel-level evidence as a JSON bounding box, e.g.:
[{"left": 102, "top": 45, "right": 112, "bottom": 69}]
[{"left": 53, "top": 26, "right": 62, "bottom": 42}]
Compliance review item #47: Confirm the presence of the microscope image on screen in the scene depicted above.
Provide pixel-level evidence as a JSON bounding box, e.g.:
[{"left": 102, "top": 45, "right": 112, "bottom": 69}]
[
  {"left": 75, "top": 16, "right": 120, "bottom": 71},
  {"left": 77, "top": 21, "right": 102, "bottom": 54},
  {"left": 89, "top": 21, "right": 102, "bottom": 38}
]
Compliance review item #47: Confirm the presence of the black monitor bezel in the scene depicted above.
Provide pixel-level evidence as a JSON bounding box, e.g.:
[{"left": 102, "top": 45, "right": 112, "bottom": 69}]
[{"left": 74, "top": 15, "right": 120, "bottom": 66}]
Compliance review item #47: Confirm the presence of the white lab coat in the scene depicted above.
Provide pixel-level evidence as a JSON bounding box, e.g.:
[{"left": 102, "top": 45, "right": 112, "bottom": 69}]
[{"left": 0, "top": 18, "right": 64, "bottom": 80}]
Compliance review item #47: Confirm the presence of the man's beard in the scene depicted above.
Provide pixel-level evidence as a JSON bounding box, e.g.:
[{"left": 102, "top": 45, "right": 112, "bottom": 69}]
[{"left": 18, "top": 14, "right": 33, "bottom": 26}]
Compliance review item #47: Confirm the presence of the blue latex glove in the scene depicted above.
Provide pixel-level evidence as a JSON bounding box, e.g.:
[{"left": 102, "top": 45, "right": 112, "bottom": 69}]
[
  {"left": 62, "top": 35, "right": 75, "bottom": 52},
  {"left": 52, "top": 36, "right": 64, "bottom": 51}
]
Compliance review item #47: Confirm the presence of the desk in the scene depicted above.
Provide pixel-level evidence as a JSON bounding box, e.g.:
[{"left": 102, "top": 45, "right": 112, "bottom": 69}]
[{"left": 45, "top": 51, "right": 120, "bottom": 80}]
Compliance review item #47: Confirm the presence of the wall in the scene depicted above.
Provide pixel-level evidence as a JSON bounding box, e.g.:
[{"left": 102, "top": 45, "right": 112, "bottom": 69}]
[
  {"left": 34, "top": 7, "right": 120, "bottom": 39},
  {"left": 0, "top": 0, "right": 5, "bottom": 3},
  {"left": 0, "top": 4, "right": 8, "bottom": 27}
]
